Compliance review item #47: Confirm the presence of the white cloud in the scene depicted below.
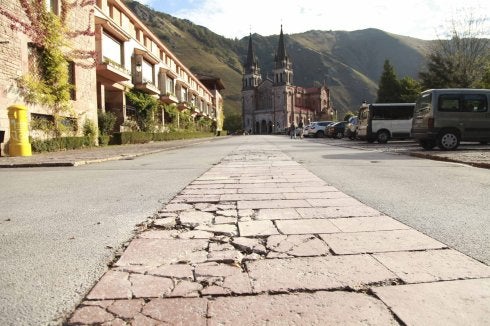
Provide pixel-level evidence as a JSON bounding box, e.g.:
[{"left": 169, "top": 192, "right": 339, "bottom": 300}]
[{"left": 159, "top": 0, "right": 490, "bottom": 39}]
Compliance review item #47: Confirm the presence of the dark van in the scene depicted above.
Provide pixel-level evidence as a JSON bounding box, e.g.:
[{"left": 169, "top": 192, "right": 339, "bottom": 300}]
[{"left": 411, "top": 89, "right": 490, "bottom": 150}]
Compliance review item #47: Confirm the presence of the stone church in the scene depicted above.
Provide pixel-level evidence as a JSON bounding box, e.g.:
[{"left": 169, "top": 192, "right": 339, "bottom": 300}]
[{"left": 242, "top": 26, "right": 334, "bottom": 134}]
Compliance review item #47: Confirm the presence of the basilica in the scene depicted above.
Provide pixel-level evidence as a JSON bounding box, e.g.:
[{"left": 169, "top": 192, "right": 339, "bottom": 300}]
[{"left": 242, "top": 26, "right": 334, "bottom": 134}]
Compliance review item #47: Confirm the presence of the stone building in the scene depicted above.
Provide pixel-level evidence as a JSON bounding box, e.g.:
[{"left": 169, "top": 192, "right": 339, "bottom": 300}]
[{"left": 242, "top": 26, "right": 334, "bottom": 134}]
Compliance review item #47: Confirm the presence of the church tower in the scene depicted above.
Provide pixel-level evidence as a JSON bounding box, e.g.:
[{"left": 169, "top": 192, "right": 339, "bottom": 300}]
[
  {"left": 242, "top": 34, "right": 261, "bottom": 132},
  {"left": 242, "top": 33, "right": 262, "bottom": 90},
  {"left": 273, "top": 25, "right": 293, "bottom": 86}
]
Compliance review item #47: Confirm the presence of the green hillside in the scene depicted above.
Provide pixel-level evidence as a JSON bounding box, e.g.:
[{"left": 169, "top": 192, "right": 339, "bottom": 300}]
[{"left": 125, "top": 1, "right": 431, "bottom": 118}]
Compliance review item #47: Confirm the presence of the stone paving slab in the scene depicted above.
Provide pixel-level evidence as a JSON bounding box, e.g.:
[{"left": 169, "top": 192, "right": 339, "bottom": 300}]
[
  {"left": 238, "top": 220, "right": 279, "bottom": 236},
  {"left": 373, "top": 249, "right": 490, "bottom": 283},
  {"left": 115, "top": 239, "right": 208, "bottom": 266},
  {"left": 320, "top": 229, "right": 447, "bottom": 254},
  {"left": 246, "top": 255, "right": 398, "bottom": 293},
  {"left": 373, "top": 278, "right": 490, "bottom": 326},
  {"left": 331, "top": 215, "right": 410, "bottom": 232},
  {"left": 297, "top": 206, "right": 382, "bottom": 218},
  {"left": 275, "top": 218, "right": 340, "bottom": 234},
  {"left": 208, "top": 291, "right": 398, "bottom": 325}
]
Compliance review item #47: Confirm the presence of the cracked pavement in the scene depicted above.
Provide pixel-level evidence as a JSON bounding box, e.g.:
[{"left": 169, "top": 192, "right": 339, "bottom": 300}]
[{"left": 67, "top": 144, "right": 490, "bottom": 325}]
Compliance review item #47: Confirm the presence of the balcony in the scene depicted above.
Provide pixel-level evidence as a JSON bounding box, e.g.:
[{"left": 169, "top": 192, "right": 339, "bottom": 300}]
[
  {"left": 161, "top": 92, "right": 178, "bottom": 104},
  {"left": 177, "top": 101, "right": 191, "bottom": 111},
  {"left": 135, "top": 79, "right": 160, "bottom": 95},
  {"left": 97, "top": 59, "right": 131, "bottom": 82}
]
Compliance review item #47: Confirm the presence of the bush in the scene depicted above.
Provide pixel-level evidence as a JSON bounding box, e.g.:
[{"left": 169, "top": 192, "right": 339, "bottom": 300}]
[
  {"left": 98, "top": 135, "right": 110, "bottom": 146},
  {"left": 98, "top": 111, "right": 117, "bottom": 135},
  {"left": 30, "top": 136, "right": 92, "bottom": 153},
  {"left": 111, "top": 131, "right": 216, "bottom": 145}
]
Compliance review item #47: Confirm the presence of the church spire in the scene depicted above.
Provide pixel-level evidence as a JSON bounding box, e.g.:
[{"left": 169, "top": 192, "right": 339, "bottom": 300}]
[
  {"left": 275, "top": 25, "right": 288, "bottom": 67},
  {"left": 244, "top": 33, "right": 259, "bottom": 74},
  {"left": 273, "top": 25, "right": 293, "bottom": 86},
  {"left": 242, "top": 33, "right": 261, "bottom": 90}
]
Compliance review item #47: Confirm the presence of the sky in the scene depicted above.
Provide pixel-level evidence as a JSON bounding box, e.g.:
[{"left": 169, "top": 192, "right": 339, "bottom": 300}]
[{"left": 137, "top": 0, "right": 489, "bottom": 40}]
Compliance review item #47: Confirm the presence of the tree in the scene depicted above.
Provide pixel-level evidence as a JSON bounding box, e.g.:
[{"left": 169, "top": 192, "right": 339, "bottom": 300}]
[
  {"left": 377, "top": 59, "right": 401, "bottom": 102},
  {"left": 399, "top": 77, "right": 422, "bottom": 103},
  {"left": 419, "top": 11, "right": 490, "bottom": 89}
]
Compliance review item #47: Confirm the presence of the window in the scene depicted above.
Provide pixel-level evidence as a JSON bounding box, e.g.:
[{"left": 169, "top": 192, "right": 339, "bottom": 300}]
[
  {"left": 166, "top": 76, "right": 174, "bottom": 94},
  {"left": 46, "top": 0, "right": 60, "bottom": 15},
  {"left": 141, "top": 59, "right": 153, "bottom": 84},
  {"left": 102, "top": 32, "right": 123, "bottom": 65},
  {"left": 67, "top": 61, "right": 76, "bottom": 100},
  {"left": 438, "top": 95, "right": 460, "bottom": 112},
  {"left": 462, "top": 94, "right": 487, "bottom": 112}
]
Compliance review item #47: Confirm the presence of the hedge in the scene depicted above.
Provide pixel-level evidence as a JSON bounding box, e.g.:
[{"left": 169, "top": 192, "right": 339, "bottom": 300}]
[
  {"left": 31, "top": 136, "right": 92, "bottom": 153},
  {"left": 111, "top": 131, "right": 218, "bottom": 145}
]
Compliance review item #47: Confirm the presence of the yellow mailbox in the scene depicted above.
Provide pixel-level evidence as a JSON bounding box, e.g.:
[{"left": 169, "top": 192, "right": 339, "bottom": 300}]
[{"left": 8, "top": 104, "right": 32, "bottom": 156}]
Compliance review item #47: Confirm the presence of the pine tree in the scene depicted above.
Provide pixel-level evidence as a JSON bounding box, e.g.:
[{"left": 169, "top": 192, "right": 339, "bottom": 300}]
[{"left": 377, "top": 59, "right": 401, "bottom": 103}]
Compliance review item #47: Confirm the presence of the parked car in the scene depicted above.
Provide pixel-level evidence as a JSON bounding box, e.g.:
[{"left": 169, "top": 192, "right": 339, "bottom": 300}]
[
  {"left": 307, "top": 121, "right": 333, "bottom": 138},
  {"left": 326, "top": 121, "right": 347, "bottom": 138},
  {"left": 344, "top": 116, "right": 359, "bottom": 140},
  {"left": 412, "top": 88, "right": 490, "bottom": 150}
]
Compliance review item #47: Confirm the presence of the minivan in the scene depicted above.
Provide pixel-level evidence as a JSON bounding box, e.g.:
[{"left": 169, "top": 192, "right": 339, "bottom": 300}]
[
  {"left": 357, "top": 103, "right": 415, "bottom": 143},
  {"left": 411, "top": 89, "right": 490, "bottom": 150}
]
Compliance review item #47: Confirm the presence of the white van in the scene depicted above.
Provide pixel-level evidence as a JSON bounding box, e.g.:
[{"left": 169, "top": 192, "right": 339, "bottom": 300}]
[
  {"left": 357, "top": 103, "right": 415, "bottom": 143},
  {"left": 412, "top": 89, "right": 490, "bottom": 150}
]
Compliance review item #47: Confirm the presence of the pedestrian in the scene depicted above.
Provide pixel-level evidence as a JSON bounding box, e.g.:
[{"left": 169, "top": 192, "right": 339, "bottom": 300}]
[
  {"left": 298, "top": 121, "right": 304, "bottom": 139},
  {"left": 290, "top": 122, "right": 296, "bottom": 139}
]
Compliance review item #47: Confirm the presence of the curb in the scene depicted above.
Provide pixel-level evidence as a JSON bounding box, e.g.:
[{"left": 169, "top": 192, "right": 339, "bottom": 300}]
[{"left": 409, "top": 152, "right": 490, "bottom": 169}]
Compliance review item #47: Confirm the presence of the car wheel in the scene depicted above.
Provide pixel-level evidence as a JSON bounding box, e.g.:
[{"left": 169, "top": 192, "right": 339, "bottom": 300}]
[
  {"left": 419, "top": 140, "right": 436, "bottom": 150},
  {"left": 377, "top": 131, "right": 389, "bottom": 144},
  {"left": 437, "top": 131, "right": 460, "bottom": 150},
  {"left": 316, "top": 130, "right": 324, "bottom": 138},
  {"left": 336, "top": 131, "right": 344, "bottom": 139}
]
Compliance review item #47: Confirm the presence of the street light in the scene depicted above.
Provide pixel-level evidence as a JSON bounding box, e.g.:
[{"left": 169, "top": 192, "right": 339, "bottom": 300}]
[{"left": 135, "top": 62, "right": 142, "bottom": 73}]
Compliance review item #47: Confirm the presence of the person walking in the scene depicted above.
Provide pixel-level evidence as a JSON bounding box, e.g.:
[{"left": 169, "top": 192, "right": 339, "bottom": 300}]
[
  {"left": 298, "top": 121, "right": 304, "bottom": 139},
  {"left": 290, "top": 122, "right": 296, "bottom": 139}
]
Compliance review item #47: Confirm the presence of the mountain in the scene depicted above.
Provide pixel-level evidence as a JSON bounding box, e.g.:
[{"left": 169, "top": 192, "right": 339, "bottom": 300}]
[{"left": 125, "top": 1, "right": 431, "bottom": 119}]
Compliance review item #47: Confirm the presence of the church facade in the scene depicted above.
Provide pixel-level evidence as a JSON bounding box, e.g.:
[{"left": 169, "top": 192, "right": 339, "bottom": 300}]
[{"left": 242, "top": 26, "right": 334, "bottom": 134}]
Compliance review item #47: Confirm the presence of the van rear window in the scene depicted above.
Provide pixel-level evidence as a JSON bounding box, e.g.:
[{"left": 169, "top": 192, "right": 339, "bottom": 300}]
[
  {"left": 462, "top": 94, "right": 487, "bottom": 112},
  {"left": 438, "top": 95, "right": 460, "bottom": 112}
]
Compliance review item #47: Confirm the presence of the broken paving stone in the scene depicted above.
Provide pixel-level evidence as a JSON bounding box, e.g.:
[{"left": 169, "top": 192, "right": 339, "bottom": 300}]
[
  {"left": 69, "top": 305, "right": 114, "bottom": 324},
  {"left": 238, "top": 220, "right": 279, "bottom": 237},
  {"left": 141, "top": 298, "right": 208, "bottom": 325},
  {"left": 153, "top": 217, "right": 176, "bottom": 229},
  {"left": 115, "top": 239, "right": 208, "bottom": 267},
  {"left": 87, "top": 271, "right": 132, "bottom": 300},
  {"left": 195, "top": 262, "right": 252, "bottom": 295},
  {"left": 216, "top": 210, "right": 238, "bottom": 218},
  {"left": 130, "top": 274, "right": 174, "bottom": 298},
  {"left": 179, "top": 211, "right": 214, "bottom": 228},
  {"left": 255, "top": 208, "right": 302, "bottom": 220},
  {"left": 214, "top": 216, "right": 236, "bottom": 224},
  {"left": 217, "top": 203, "right": 236, "bottom": 210},
  {"left": 232, "top": 237, "right": 267, "bottom": 255},
  {"left": 194, "top": 203, "right": 218, "bottom": 212},
  {"left": 107, "top": 299, "right": 144, "bottom": 320},
  {"left": 170, "top": 280, "right": 203, "bottom": 297},
  {"left": 195, "top": 224, "right": 238, "bottom": 237},
  {"left": 162, "top": 203, "right": 194, "bottom": 212},
  {"left": 238, "top": 209, "right": 254, "bottom": 218},
  {"left": 209, "top": 242, "right": 235, "bottom": 251},
  {"left": 266, "top": 234, "right": 330, "bottom": 257},
  {"left": 146, "top": 265, "right": 194, "bottom": 280},
  {"left": 207, "top": 249, "right": 244, "bottom": 263},
  {"left": 156, "top": 212, "right": 178, "bottom": 219}
]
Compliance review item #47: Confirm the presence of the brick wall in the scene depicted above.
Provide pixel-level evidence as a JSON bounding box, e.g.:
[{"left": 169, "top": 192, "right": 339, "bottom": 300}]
[{"left": 0, "top": 1, "right": 97, "bottom": 155}]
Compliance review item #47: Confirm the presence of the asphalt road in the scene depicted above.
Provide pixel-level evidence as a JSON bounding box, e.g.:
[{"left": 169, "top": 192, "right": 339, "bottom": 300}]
[
  {"left": 0, "top": 138, "right": 239, "bottom": 325},
  {"left": 1, "top": 135, "right": 489, "bottom": 325}
]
